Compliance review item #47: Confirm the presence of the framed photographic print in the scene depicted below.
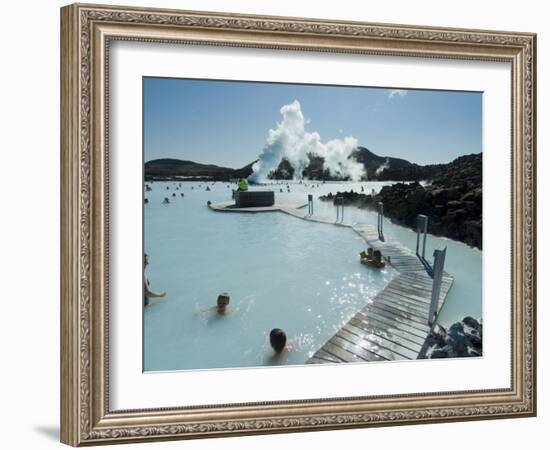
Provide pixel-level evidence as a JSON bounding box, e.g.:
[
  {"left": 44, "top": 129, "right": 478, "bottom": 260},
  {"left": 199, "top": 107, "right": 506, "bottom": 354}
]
[{"left": 60, "top": 3, "right": 537, "bottom": 446}]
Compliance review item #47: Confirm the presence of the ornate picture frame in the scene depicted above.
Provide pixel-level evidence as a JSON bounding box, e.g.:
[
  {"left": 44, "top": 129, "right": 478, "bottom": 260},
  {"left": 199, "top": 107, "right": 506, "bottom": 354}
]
[{"left": 60, "top": 3, "right": 536, "bottom": 446}]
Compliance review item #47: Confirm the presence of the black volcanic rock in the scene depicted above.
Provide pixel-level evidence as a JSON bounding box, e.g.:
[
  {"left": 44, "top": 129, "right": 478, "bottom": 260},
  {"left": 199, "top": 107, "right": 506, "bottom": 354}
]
[
  {"left": 269, "top": 154, "right": 335, "bottom": 180},
  {"left": 319, "top": 153, "right": 482, "bottom": 249},
  {"left": 302, "top": 154, "right": 333, "bottom": 180},
  {"left": 421, "top": 317, "right": 483, "bottom": 359},
  {"left": 270, "top": 158, "right": 295, "bottom": 180},
  {"left": 376, "top": 163, "right": 443, "bottom": 182}
]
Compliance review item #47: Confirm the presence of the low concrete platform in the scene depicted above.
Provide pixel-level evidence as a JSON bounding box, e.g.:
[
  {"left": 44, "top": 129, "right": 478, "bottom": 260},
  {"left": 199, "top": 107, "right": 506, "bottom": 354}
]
[
  {"left": 209, "top": 201, "right": 307, "bottom": 213},
  {"left": 234, "top": 190, "right": 275, "bottom": 207}
]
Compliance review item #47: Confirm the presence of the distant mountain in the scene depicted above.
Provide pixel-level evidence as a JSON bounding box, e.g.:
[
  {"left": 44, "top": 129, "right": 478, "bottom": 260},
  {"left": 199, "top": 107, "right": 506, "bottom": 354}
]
[
  {"left": 266, "top": 146, "right": 478, "bottom": 182},
  {"left": 145, "top": 148, "right": 480, "bottom": 184},
  {"left": 352, "top": 146, "right": 413, "bottom": 176},
  {"left": 144, "top": 158, "right": 255, "bottom": 181},
  {"left": 268, "top": 146, "right": 418, "bottom": 181}
]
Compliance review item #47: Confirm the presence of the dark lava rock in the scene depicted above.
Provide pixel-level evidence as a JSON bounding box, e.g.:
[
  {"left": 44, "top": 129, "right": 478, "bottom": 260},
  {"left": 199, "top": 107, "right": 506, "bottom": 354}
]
[
  {"left": 319, "top": 154, "right": 482, "bottom": 248},
  {"left": 421, "top": 317, "right": 483, "bottom": 359},
  {"left": 430, "top": 349, "right": 450, "bottom": 358},
  {"left": 447, "top": 322, "right": 468, "bottom": 356},
  {"left": 463, "top": 316, "right": 480, "bottom": 329}
]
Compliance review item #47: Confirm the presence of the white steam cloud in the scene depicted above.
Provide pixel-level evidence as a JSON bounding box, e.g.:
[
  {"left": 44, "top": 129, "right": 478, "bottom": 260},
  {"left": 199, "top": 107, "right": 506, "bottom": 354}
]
[
  {"left": 249, "top": 100, "right": 365, "bottom": 183},
  {"left": 375, "top": 158, "right": 390, "bottom": 175}
]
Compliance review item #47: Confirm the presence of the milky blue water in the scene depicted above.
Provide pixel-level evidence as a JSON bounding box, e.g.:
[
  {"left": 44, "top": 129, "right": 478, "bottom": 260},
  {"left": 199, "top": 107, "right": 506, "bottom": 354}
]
[
  {"left": 143, "top": 180, "right": 482, "bottom": 371},
  {"left": 272, "top": 181, "right": 483, "bottom": 329}
]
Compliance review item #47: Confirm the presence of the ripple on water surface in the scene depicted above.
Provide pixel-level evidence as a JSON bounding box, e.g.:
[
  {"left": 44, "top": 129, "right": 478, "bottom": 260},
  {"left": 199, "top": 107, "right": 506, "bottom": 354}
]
[{"left": 144, "top": 181, "right": 396, "bottom": 371}]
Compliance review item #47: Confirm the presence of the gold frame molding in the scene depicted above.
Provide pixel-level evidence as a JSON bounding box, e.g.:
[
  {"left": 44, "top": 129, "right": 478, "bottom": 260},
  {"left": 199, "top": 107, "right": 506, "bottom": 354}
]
[{"left": 60, "top": 3, "right": 537, "bottom": 446}]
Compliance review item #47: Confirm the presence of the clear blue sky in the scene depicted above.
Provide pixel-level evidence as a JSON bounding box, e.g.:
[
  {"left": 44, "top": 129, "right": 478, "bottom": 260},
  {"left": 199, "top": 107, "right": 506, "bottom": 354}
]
[{"left": 143, "top": 77, "right": 482, "bottom": 168}]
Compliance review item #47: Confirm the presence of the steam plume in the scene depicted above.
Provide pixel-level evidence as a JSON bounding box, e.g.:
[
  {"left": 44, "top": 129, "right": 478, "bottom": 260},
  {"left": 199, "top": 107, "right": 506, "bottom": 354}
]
[
  {"left": 249, "top": 100, "right": 365, "bottom": 182},
  {"left": 375, "top": 158, "right": 390, "bottom": 175}
]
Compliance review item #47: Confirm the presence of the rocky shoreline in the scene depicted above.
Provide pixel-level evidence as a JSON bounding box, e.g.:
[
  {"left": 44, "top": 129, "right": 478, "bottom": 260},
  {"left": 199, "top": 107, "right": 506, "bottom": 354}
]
[
  {"left": 319, "top": 154, "right": 482, "bottom": 249},
  {"left": 420, "top": 317, "right": 482, "bottom": 359}
]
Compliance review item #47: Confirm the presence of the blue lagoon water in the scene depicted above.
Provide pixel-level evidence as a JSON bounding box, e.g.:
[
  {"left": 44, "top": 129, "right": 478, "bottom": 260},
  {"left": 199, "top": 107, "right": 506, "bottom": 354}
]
[{"left": 144, "top": 180, "right": 482, "bottom": 371}]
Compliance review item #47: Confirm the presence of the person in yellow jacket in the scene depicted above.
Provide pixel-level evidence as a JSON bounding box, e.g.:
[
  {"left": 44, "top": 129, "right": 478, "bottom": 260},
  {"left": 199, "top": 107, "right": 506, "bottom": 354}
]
[{"left": 237, "top": 177, "right": 249, "bottom": 191}]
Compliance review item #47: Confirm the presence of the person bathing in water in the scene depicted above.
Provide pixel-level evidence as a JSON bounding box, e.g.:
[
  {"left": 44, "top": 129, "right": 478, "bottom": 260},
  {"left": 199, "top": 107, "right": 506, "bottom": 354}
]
[
  {"left": 216, "top": 292, "right": 230, "bottom": 315},
  {"left": 359, "top": 247, "right": 374, "bottom": 262},
  {"left": 197, "top": 292, "right": 231, "bottom": 316},
  {"left": 360, "top": 248, "right": 385, "bottom": 268},
  {"left": 270, "top": 328, "right": 289, "bottom": 355},
  {"left": 143, "top": 253, "right": 166, "bottom": 306}
]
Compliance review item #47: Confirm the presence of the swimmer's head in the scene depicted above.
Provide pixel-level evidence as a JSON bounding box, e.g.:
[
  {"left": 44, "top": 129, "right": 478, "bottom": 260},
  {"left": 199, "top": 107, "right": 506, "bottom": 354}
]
[
  {"left": 217, "top": 293, "right": 230, "bottom": 312},
  {"left": 270, "top": 328, "right": 287, "bottom": 354}
]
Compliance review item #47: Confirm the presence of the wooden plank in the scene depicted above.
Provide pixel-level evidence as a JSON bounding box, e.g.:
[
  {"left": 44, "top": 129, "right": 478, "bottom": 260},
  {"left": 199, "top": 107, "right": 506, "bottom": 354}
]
[
  {"left": 368, "top": 303, "right": 429, "bottom": 330},
  {"left": 375, "top": 293, "right": 431, "bottom": 317},
  {"left": 389, "top": 260, "right": 424, "bottom": 267},
  {"left": 385, "top": 257, "right": 423, "bottom": 262},
  {"left": 384, "top": 286, "right": 432, "bottom": 303},
  {"left": 330, "top": 334, "right": 389, "bottom": 361},
  {"left": 389, "top": 278, "right": 434, "bottom": 292},
  {"left": 354, "top": 310, "right": 428, "bottom": 339},
  {"left": 348, "top": 316, "right": 426, "bottom": 347},
  {"left": 390, "top": 262, "right": 426, "bottom": 268},
  {"left": 378, "top": 292, "right": 433, "bottom": 314},
  {"left": 393, "top": 274, "right": 433, "bottom": 281},
  {"left": 376, "top": 290, "right": 432, "bottom": 312},
  {"left": 307, "top": 357, "right": 329, "bottom": 364},
  {"left": 390, "top": 283, "right": 433, "bottom": 297},
  {"left": 367, "top": 302, "right": 430, "bottom": 328},
  {"left": 340, "top": 325, "right": 417, "bottom": 359},
  {"left": 386, "top": 265, "right": 422, "bottom": 270},
  {"left": 386, "top": 263, "right": 423, "bottom": 268},
  {"left": 382, "top": 253, "right": 420, "bottom": 259},
  {"left": 391, "top": 259, "right": 426, "bottom": 265},
  {"left": 313, "top": 349, "right": 344, "bottom": 363},
  {"left": 406, "top": 271, "right": 452, "bottom": 282},
  {"left": 307, "top": 353, "right": 340, "bottom": 364},
  {"left": 321, "top": 341, "right": 367, "bottom": 363},
  {"left": 382, "top": 288, "right": 433, "bottom": 305},
  {"left": 398, "top": 274, "right": 434, "bottom": 285}
]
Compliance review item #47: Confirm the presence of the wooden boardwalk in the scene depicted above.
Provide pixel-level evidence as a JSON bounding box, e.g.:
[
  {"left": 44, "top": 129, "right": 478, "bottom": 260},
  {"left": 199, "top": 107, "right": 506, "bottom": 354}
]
[
  {"left": 352, "top": 224, "right": 430, "bottom": 272},
  {"left": 307, "top": 224, "right": 453, "bottom": 364},
  {"left": 307, "top": 271, "right": 453, "bottom": 364},
  {"left": 209, "top": 200, "right": 454, "bottom": 363}
]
